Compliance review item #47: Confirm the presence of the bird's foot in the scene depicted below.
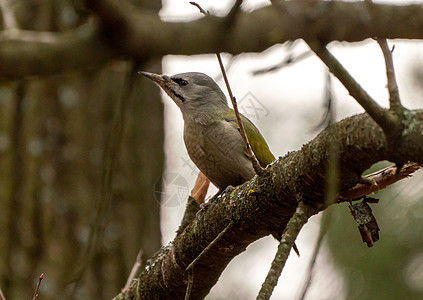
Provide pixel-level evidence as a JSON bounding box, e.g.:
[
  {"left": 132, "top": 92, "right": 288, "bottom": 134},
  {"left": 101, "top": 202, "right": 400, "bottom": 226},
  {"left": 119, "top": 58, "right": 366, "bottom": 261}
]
[
  {"left": 196, "top": 202, "right": 209, "bottom": 220},
  {"left": 218, "top": 185, "right": 235, "bottom": 199},
  {"left": 195, "top": 186, "right": 235, "bottom": 220}
]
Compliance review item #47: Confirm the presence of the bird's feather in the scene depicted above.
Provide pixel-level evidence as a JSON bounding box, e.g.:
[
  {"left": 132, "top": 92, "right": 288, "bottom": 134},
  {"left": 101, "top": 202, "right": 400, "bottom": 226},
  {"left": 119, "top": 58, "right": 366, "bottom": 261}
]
[{"left": 224, "top": 111, "right": 275, "bottom": 167}]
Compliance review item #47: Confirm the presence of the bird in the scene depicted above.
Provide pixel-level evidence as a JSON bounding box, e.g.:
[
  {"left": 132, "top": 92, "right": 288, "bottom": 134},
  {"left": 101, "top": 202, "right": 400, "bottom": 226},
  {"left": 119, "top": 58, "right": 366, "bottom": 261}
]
[
  {"left": 139, "top": 71, "right": 275, "bottom": 191},
  {"left": 140, "top": 71, "right": 299, "bottom": 255}
]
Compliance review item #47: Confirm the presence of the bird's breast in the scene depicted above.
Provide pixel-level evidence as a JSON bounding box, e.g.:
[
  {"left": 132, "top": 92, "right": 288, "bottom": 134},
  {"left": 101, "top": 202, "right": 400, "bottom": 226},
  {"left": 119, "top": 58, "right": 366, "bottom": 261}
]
[{"left": 183, "top": 121, "right": 255, "bottom": 189}]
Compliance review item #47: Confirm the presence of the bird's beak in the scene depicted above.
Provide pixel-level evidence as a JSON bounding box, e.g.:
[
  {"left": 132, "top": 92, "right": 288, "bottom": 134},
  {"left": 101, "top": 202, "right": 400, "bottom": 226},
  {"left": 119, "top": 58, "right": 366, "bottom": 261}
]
[
  {"left": 138, "top": 71, "right": 164, "bottom": 84},
  {"left": 139, "top": 71, "right": 186, "bottom": 104}
]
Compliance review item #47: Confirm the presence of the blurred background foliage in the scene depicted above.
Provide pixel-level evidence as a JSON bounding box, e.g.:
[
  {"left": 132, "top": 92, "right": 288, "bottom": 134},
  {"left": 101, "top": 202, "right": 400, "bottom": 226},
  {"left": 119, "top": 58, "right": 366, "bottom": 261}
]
[
  {"left": 326, "top": 160, "right": 423, "bottom": 300},
  {"left": 0, "top": 0, "right": 164, "bottom": 298}
]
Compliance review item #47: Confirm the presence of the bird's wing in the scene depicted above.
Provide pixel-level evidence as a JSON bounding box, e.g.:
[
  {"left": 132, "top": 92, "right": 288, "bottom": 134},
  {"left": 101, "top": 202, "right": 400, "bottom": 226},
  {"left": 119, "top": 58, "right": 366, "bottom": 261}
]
[{"left": 224, "top": 113, "right": 275, "bottom": 167}]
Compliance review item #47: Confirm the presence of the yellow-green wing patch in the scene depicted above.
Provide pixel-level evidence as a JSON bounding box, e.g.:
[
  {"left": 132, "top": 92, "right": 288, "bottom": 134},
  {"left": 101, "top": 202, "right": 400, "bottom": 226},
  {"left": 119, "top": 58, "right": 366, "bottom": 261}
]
[{"left": 225, "top": 112, "right": 275, "bottom": 167}]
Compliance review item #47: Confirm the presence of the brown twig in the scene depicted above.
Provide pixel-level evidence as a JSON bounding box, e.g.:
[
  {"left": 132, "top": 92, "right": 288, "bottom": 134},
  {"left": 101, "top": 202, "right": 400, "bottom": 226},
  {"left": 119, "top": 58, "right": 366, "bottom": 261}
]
[
  {"left": 257, "top": 202, "right": 316, "bottom": 300},
  {"left": 339, "top": 162, "right": 421, "bottom": 201},
  {"left": 186, "top": 221, "right": 234, "bottom": 272},
  {"left": 122, "top": 249, "right": 143, "bottom": 292},
  {"left": 189, "top": 1, "right": 264, "bottom": 176},
  {"left": 32, "top": 273, "right": 44, "bottom": 300},
  {"left": 0, "top": 0, "right": 19, "bottom": 29},
  {"left": 184, "top": 221, "right": 234, "bottom": 300},
  {"left": 216, "top": 53, "right": 266, "bottom": 176},
  {"left": 376, "top": 38, "right": 402, "bottom": 110},
  {"left": 189, "top": 2, "right": 208, "bottom": 15}
]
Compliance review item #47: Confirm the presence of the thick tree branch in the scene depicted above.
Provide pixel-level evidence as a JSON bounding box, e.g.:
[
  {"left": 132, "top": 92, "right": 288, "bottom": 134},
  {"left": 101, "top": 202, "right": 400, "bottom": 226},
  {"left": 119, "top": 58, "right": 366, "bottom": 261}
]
[
  {"left": 3, "top": 1, "right": 423, "bottom": 78},
  {"left": 113, "top": 111, "right": 423, "bottom": 299},
  {"left": 0, "top": 20, "right": 115, "bottom": 80},
  {"left": 84, "top": 0, "right": 423, "bottom": 56}
]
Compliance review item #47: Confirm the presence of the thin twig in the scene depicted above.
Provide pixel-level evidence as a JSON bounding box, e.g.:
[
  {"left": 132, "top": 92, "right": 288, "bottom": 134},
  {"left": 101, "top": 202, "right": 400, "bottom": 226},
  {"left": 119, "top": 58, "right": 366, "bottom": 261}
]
[
  {"left": 189, "top": 1, "right": 264, "bottom": 176},
  {"left": 313, "top": 71, "right": 335, "bottom": 131},
  {"left": 0, "top": 286, "right": 6, "bottom": 300},
  {"left": 189, "top": 2, "right": 208, "bottom": 15},
  {"left": 32, "top": 273, "right": 44, "bottom": 300},
  {"left": 298, "top": 209, "right": 332, "bottom": 300},
  {"left": 184, "top": 270, "right": 194, "bottom": 300},
  {"left": 214, "top": 55, "right": 237, "bottom": 83},
  {"left": 70, "top": 62, "right": 138, "bottom": 295},
  {"left": 184, "top": 221, "right": 234, "bottom": 300},
  {"left": 376, "top": 38, "right": 402, "bottom": 109},
  {"left": 306, "top": 41, "right": 401, "bottom": 138},
  {"left": 122, "top": 249, "right": 143, "bottom": 292},
  {"left": 186, "top": 221, "right": 234, "bottom": 272},
  {"left": 216, "top": 54, "right": 266, "bottom": 176},
  {"left": 253, "top": 50, "right": 312, "bottom": 75},
  {"left": 257, "top": 202, "right": 316, "bottom": 300}
]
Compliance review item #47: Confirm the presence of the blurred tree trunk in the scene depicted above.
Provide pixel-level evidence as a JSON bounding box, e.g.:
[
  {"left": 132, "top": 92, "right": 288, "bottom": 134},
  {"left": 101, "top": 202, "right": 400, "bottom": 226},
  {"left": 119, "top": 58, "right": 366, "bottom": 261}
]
[{"left": 0, "top": 0, "right": 163, "bottom": 299}]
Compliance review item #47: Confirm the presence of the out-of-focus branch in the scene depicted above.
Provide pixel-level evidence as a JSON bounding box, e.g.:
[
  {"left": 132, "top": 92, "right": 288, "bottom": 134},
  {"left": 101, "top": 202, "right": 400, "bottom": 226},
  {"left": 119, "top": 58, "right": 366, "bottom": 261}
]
[
  {"left": 299, "top": 72, "right": 339, "bottom": 299},
  {"left": 376, "top": 38, "right": 402, "bottom": 110},
  {"left": 224, "top": 0, "right": 243, "bottom": 29},
  {"left": 0, "top": 286, "right": 5, "bottom": 300},
  {"left": 122, "top": 250, "right": 143, "bottom": 292},
  {"left": 2, "top": 1, "right": 423, "bottom": 79},
  {"left": 306, "top": 41, "right": 401, "bottom": 138},
  {"left": 0, "top": 19, "right": 115, "bottom": 80},
  {"left": 0, "top": 0, "right": 18, "bottom": 29},
  {"left": 253, "top": 50, "right": 312, "bottom": 75}
]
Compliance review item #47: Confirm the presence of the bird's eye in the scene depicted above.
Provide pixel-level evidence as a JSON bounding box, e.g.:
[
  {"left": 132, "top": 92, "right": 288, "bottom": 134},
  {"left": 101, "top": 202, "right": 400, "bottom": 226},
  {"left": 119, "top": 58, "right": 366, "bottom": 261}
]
[{"left": 172, "top": 78, "right": 188, "bottom": 87}]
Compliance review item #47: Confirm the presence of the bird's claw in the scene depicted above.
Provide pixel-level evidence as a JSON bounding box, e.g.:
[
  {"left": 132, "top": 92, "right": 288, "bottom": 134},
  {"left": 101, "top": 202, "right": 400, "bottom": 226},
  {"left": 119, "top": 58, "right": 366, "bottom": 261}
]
[
  {"left": 195, "top": 202, "right": 209, "bottom": 220},
  {"left": 195, "top": 185, "right": 235, "bottom": 220}
]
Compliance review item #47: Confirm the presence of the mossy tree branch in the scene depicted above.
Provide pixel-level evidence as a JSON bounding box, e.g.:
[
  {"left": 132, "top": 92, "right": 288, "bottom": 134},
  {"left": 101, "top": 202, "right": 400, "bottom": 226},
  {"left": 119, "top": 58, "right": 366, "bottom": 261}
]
[{"left": 113, "top": 111, "right": 423, "bottom": 299}]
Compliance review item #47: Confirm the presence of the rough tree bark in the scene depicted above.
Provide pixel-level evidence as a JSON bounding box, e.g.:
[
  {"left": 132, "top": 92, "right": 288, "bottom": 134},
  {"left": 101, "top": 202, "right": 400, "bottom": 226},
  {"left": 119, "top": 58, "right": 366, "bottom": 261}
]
[{"left": 114, "top": 111, "right": 423, "bottom": 299}]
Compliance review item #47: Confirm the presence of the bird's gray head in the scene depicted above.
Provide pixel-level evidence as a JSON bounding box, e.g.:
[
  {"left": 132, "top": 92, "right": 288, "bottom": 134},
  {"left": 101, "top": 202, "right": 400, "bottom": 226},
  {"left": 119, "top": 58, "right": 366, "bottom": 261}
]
[{"left": 139, "top": 71, "right": 229, "bottom": 123}]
